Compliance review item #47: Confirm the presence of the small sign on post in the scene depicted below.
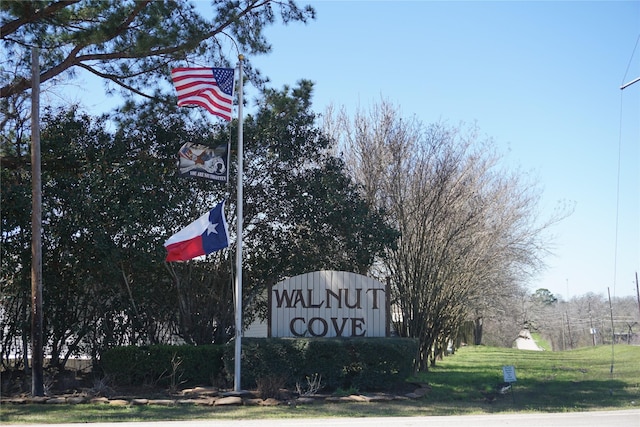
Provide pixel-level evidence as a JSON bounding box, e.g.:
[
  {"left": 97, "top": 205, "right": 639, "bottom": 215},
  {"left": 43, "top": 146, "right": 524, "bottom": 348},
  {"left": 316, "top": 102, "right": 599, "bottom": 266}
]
[
  {"left": 502, "top": 365, "right": 517, "bottom": 383},
  {"left": 502, "top": 365, "right": 517, "bottom": 403}
]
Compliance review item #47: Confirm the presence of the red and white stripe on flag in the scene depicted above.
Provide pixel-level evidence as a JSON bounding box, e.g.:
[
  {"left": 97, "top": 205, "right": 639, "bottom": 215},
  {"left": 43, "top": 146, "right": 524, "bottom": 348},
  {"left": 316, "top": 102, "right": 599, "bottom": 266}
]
[{"left": 171, "top": 67, "right": 234, "bottom": 121}]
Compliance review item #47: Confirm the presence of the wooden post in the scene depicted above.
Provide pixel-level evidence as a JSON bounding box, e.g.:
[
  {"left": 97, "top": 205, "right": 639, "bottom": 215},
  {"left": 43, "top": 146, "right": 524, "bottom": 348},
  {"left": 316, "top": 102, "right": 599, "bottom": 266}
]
[
  {"left": 636, "top": 271, "right": 640, "bottom": 324},
  {"left": 30, "top": 47, "right": 44, "bottom": 397}
]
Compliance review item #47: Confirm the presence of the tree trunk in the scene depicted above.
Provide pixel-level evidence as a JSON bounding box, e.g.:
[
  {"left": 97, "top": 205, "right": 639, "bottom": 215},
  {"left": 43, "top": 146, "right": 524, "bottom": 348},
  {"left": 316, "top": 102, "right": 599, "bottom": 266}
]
[{"left": 474, "top": 317, "right": 483, "bottom": 345}]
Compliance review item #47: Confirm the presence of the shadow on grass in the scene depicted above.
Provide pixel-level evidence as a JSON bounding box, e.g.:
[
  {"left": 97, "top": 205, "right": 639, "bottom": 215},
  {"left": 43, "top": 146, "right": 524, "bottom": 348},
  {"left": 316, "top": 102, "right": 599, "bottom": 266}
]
[
  {"left": 422, "top": 369, "right": 639, "bottom": 412},
  {"left": 515, "top": 378, "right": 637, "bottom": 411},
  {"left": 0, "top": 404, "right": 245, "bottom": 424}
]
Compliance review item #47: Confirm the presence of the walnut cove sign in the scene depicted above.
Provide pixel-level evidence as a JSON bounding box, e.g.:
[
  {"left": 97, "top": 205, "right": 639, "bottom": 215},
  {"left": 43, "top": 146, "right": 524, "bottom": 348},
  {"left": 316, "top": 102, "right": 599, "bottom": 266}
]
[{"left": 268, "top": 271, "right": 390, "bottom": 338}]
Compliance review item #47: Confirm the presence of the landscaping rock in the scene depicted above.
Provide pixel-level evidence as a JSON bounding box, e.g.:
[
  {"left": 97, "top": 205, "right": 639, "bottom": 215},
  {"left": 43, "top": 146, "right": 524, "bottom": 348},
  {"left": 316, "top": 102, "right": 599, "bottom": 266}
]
[
  {"left": 365, "top": 394, "right": 394, "bottom": 402},
  {"left": 214, "top": 396, "right": 243, "bottom": 406},
  {"left": 196, "top": 398, "right": 217, "bottom": 406},
  {"left": 148, "top": 399, "right": 175, "bottom": 406},
  {"left": 181, "top": 386, "right": 219, "bottom": 397},
  {"left": 261, "top": 398, "right": 281, "bottom": 406},
  {"left": 329, "top": 396, "right": 356, "bottom": 402},
  {"left": 177, "top": 398, "right": 199, "bottom": 405},
  {"left": 0, "top": 382, "right": 430, "bottom": 408}
]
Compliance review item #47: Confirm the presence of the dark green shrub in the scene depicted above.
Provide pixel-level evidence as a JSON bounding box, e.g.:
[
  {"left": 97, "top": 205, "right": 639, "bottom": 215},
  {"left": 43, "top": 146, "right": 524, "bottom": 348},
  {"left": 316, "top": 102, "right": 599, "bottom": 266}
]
[
  {"left": 101, "top": 345, "right": 224, "bottom": 387},
  {"left": 301, "top": 339, "right": 350, "bottom": 390},
  {"left": 224, "top": 337, "right": 417, "bottom": 392},
  {"left": 102, "top": 339, "right": 416, "bottom": 391},
  {"left": 223, "top": 338, "right": 305, "bottom": 389},
  {"left": 345, "top": 338, "right": 416, "bottom": 390},
  {"left": 100, "top": 345, "right": 149, "bottom": 385}
]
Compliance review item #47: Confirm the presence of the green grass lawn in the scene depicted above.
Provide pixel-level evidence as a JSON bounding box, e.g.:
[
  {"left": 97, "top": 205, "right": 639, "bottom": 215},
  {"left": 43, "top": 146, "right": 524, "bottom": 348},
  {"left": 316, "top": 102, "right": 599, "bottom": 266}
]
[
  {"left": 2, "top": 344, "right": 639, "bottom": 424},
  {"left": 419, "top": 344, "right": 640, "bottom": 412}
]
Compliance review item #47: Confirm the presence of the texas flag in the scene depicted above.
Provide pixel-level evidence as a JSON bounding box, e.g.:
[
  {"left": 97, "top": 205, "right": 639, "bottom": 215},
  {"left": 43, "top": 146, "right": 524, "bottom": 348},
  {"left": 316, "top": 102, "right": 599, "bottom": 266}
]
[{"left": 164, "top": 201, "right": 230, "bottom": 262}]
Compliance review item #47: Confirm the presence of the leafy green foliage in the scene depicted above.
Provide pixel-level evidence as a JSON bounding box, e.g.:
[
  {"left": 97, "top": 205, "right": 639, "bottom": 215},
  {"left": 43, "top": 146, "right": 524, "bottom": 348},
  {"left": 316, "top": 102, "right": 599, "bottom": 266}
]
[
  {"left": 101, "top": 344, "right": 224, "bottom": 387},
  {"left": 531, "top": 288, "right": 558, "bottom": 306},
  {"left": 223, "top": 338, "right": 418, "bottom": 391},
  {"left": 1, "top": 105, "right": 231, "bottom": 367},
  {"left": 238, "top": 82, "right": 398, "bottom": 324},
  {"left": 0, "top": 0, "right": 315, "bottom": 99},
  {"left": 1, "top": 80, "right": 398, "bottom": 369}
]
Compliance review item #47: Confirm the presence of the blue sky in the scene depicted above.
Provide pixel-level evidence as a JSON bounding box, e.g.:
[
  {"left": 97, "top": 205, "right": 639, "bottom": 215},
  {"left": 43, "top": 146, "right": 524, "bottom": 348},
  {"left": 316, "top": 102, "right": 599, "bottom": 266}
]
[
  {"left": 247, "top": 1, "right": 639, "bottom": 299},
  {"left": 67, "top": 1, "right": 639, "bottom": 299}
]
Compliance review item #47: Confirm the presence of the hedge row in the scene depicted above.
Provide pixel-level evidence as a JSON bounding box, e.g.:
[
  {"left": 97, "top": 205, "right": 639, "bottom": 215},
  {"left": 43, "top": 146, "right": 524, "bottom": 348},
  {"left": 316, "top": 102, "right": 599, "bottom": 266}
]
[
  {"left": 101, "top": 344, "right": 224, "bottom": 387},
  {"left": 227, "top": 337, "right": 418, "bottom": 391},
  {"left": 102, "top": 338, "right": 418, "bottom": 391}
]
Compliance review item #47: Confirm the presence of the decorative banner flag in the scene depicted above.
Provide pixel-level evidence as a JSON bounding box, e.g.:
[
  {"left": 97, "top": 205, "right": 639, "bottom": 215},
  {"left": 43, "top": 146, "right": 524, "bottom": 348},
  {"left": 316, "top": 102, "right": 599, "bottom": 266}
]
[
  {"left": 171, "top": 67, "right": 235, "bottom": 121},
  {"left": 164, "top": 201, "right": 229, "bottom": 262},
  {"left": 178, "top": 142, "right": 228, "bottom": 183}
]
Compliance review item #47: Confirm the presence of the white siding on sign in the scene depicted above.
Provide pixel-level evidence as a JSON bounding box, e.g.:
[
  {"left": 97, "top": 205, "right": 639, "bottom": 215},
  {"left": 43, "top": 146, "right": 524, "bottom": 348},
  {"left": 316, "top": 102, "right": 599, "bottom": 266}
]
[
  {"left": 270, "top": 270, "right": 387, "bottom": 338},
  {"left": 243, "top": 319, "right": 268, "bottom": 338}
]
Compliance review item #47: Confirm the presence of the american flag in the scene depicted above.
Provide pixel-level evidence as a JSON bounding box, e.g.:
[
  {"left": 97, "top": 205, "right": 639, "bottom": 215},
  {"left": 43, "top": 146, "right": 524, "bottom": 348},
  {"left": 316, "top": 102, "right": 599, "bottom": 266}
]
[{"left": 171, "top": 67, "right": 235, "bottom": 121}]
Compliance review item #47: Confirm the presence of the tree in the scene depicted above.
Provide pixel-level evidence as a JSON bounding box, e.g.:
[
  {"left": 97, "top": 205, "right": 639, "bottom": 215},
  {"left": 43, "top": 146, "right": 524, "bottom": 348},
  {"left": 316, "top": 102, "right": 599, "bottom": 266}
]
[
  {"left": 0, "top": 0, "right": 314, "bottom": 99},
  {"left": 1, "top": 105, "right": 224, "bottom": 368},
  {"left": 0, "top": 0, "right": 316, "bottom": 372},
  {"left": 233, "top": 81, "right": 398, "bottom": 323},
  {"left": 1, "top": 81, "right": 398, "bottom": 369},
  {"left": 533, "top": 292, "right": 639, "bottom": 350},
  {"left": 476, "top": 287, "right": 527, "bottom": 348},
  {"left": 532, "top": 288, "right": 558, "bottom": 306},
  {"left": 468, "top": 279, "right": 524, "bottom": 346},
  {"left": 332, "top": 100, "right": 567, "bottom": 369},
  {"left": 0, "top": 0, "right": 315, "bottom": 173}
]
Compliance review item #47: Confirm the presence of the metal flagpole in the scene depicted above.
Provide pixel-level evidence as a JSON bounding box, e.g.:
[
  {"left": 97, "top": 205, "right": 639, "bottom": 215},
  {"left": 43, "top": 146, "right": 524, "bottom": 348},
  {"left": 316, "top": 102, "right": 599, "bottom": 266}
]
[{"left": 234, "top": 54, "right": 244, "bottom": 393}]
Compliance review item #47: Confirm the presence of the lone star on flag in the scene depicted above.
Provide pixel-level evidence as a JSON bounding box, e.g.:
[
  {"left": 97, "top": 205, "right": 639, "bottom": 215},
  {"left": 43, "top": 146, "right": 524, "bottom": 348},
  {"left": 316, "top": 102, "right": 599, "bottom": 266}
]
[{"left": 207, "top": 222, "right": 220, "bottom": 235}]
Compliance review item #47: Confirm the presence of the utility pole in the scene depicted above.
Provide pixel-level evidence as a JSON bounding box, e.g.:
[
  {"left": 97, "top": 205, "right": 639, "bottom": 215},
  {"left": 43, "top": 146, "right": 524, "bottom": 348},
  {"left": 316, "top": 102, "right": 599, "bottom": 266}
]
[
  {"left": 635, "top": 272, "right": 639, "bottom": 322},
  {"left": 589, "top": 302, "right": 596, "bottom": 346},
  {"left": 565, "top": 311, "right": 573, "bottom": 350},
  {"left": 560, "top": 307, "right": 566, "bottom": 351},
  {"left": 608, "top": 287, "right": 615, "bottom": 376},
  {"left": 30, "top": 47, "right": 44, "bottom": 397}
]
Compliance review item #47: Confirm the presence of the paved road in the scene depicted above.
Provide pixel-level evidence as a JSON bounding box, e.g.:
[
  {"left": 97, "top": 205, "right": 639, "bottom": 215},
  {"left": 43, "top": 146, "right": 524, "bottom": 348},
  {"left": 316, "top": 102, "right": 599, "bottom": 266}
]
[{"left": 13, "top": 410, "right": 640, "bottom": 427}]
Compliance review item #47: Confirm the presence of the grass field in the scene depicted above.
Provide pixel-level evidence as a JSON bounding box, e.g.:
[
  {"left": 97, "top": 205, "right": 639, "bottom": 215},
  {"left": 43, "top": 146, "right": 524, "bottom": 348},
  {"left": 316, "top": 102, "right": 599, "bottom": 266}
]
[
  {"left": 417, "top": 344, "right": 639, "bottom": 412},
  {"left": 1, "top": 344, "right": 639, "bottom": 424}
]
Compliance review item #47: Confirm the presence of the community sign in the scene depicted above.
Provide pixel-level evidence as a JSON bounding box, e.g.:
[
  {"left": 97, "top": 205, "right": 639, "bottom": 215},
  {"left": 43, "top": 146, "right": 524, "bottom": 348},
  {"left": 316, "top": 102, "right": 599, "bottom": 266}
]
[{"left": 269, "top": 270, "right": 389, "bottom": 338}]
